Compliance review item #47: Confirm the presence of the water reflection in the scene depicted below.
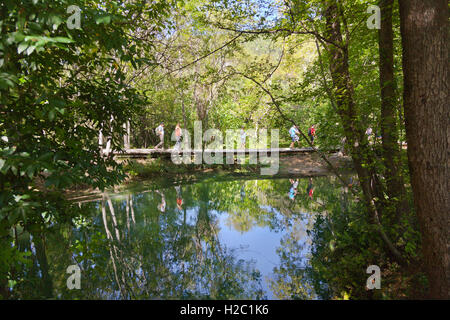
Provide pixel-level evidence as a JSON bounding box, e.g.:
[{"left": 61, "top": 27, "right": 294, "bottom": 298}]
[
  {"left": 289, "top": 179, "right": 299, "bottom": 200},
  {"left": 306, "top": 178, "right": 314, "bottom": 199},
  {"left": 7, "top": 175, "right": 358, "bottom": 300}
]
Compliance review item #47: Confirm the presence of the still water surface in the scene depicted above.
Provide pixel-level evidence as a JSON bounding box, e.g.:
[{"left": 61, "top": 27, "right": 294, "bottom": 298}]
[{"left": 14, "top": 175, "right": 356, "bottom": 299}]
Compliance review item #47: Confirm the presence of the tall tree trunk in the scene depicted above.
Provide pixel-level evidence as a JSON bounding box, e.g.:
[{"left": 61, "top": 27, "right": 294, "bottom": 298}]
[
  {"left": 180, "top": 90, "right": 188, "bottom": 130},
  {"left": 123, "top": 121, "right": 130, "bottom": 149},
  {"left": 323, "top": 0, "right": 405, "bottom": 264},
  {"left": 399, "top": 0, "right": 449, "bottom": 299},
  {"left": 378, "top": 0, "right": 409, "bottom": 223},
  {"left": 127, "top": 120, "right": 131, "bottom": 147},
  {"left": 34, "top": 234, "right": 53, "bottom": 298}
]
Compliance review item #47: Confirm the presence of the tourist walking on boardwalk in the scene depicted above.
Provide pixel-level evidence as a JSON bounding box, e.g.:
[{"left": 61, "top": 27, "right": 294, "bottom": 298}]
[
  {"left": 154, "top": 122, "right": 165, "bottom": 149},
  {"left": 308, "top": 125, "right": 316, "bottom": 145},
  {"left": 289, "top": 125, "right": 301, "bottom": 149},
  {"left": 308, "top": 125, "right": 316, "bottom": 146},
  {"left": 174, "top": 123, "right": 182, "bottom": 150}
]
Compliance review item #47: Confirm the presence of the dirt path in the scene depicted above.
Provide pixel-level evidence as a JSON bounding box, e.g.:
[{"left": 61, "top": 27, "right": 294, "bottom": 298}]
[{"left": 278, "top": 153, "right": 353, "bottom": 176}]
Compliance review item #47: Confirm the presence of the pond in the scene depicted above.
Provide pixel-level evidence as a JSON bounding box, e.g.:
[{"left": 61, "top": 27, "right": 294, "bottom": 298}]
[{"left": 9, "top": 175, "right": 358, "bottom": 300}]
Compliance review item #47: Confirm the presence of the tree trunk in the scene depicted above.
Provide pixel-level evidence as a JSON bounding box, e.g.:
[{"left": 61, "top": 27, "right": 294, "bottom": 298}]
[
  {"left": 180, "top": 90, "right": 188, "bottom": 130},
  {"left": 34, "top": 234, "right": 53, "bottom": 298},
  {"left": 123, "top": 121, "right": 130, "bottom": 149},
  {"left": 322, "top": 0, "right": 406, "bottom": 265},
  {"left": 127, "top": 120, "right": 131, "bottom": 147},
  {"left": 378, "top": 0, "right": 409, "bottom": 223},
  {"left": 399, "top": 0, "right": 449, "bottom": 299}
]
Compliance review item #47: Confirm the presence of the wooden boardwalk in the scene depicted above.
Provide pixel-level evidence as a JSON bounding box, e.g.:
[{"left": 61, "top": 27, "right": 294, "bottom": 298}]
[{"left": 108, "top": 147, "right": 338, "bottom": 158}]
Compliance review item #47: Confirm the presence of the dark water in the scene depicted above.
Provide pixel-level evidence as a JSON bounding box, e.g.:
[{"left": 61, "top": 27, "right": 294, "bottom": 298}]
[{"left": 10, "top": 175, "right": 357, "bottom": 300}]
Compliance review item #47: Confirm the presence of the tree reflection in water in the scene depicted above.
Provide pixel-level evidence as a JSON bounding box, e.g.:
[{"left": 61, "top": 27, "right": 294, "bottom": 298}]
[{"left": 5, "top": 175, "right": 359, "bottom": 300}]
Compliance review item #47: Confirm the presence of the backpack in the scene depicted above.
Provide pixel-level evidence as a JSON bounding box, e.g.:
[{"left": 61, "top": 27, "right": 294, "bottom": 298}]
[
  {"left": 308, "top": 128, "right": 312, "bottom": 137},
  {"left": 289, "top": 127, "right": 296, "bottom": 137}
]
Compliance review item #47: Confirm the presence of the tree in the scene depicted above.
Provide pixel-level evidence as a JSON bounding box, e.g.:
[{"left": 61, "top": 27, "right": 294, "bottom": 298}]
[
  {"left": 0, "top": 0, "right": 174, "bottom": 297},
  {"left": 321, "top": 0, "right": 405, "bottom": 264},
  {"left": 378, "top": 0, "right": 409, "bottom": 223},
  {"left": 398, "top": 0, "right": 449, "bottom": 299}
]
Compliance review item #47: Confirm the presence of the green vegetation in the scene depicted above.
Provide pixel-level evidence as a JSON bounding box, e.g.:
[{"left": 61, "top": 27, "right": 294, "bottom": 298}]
[{"left": 0, "top": 0, "right": 448, "bottom": 299}]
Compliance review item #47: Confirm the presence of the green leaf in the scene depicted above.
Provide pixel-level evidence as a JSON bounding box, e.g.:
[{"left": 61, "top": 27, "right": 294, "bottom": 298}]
[
  {"left": 96, "top": 16, "right": 112, "bottom": 25},
  {"left": 13, "top": 32, "right": 26, "bottom": 42},
  {"left": 52, "top": 37, "right": 74, "bottom": 44},
  {"left": 26, "top": 166, "right": 35, "bottom": 179},
  {"left": 26, "top": 45, "right": 36, "bottom": 55},
  {"left": 49, "top": 110, "right": 55, "bottom": 121},
  {"left": 38, "top": 152, "right": 53, "bottom": 162},
  {"left": 17, "top": 42, "right": 29, "bottom": 54},
  {"left": 0, "top": 163, "right": 10, "bottom": 174}
]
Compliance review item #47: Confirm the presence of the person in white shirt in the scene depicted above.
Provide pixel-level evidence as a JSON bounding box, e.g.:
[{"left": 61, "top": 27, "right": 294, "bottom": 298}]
[
  {"left": 154, "top": 122, "right": 165, "bottom": 149},
  {"left": 289, "top": 125, "right": 300, "bottom": 149}
]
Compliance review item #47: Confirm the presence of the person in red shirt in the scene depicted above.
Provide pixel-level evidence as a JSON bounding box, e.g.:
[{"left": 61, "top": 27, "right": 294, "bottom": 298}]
[{"left": 308, "top": 125, "right": 316, "bottom": 145}]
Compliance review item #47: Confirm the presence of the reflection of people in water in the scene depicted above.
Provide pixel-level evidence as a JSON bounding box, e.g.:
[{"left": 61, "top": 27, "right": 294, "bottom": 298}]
[
  {"left": 240, "top": 184, "right": 246, "bottom": 201},
  {"left": 289, "top": 179, "right": 299, "bottom": 200},
  {"left": 306, "top": 178, "right": 314, "bottom": 199},
  {"left": 175, "top": 185, "right": 183, "bottom": 210},
  {"left": 155, "top": 190, "right": 166, "bottom": 212}
]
